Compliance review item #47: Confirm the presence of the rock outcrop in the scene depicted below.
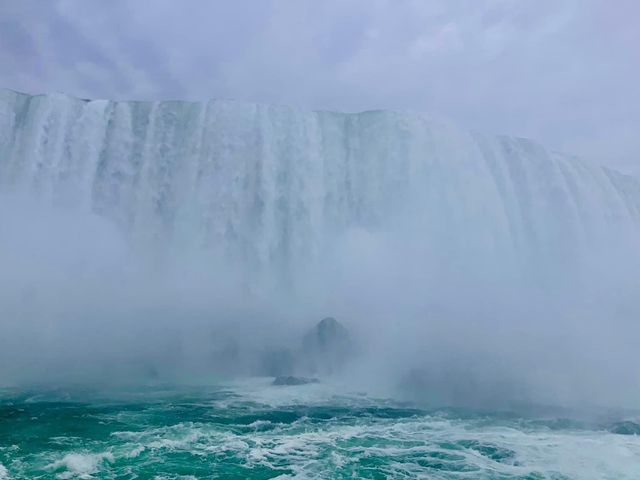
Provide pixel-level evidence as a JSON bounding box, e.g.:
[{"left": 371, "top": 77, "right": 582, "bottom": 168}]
[
  {"left": 272, "top": 375, "right": 319, "bottom": 386},
  {"left": 300, "top": 317, "right": 353, "bottom": 375}
]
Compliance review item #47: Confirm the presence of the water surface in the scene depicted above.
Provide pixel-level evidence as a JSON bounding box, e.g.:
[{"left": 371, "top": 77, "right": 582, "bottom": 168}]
[{"left": 1, "top": 380, "right": 639, "bottom": 479}]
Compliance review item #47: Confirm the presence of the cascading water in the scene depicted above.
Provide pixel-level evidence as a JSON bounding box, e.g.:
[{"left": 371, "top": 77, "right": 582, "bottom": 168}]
[
  {"left": 1, "top": 88, "right": 638, "bottom": 287},
  {"left": 2, "top": 89, "right": 640, "bottom": 479},
  {"left": 1, "top": 88, "right": 639, "bottom": 405}
]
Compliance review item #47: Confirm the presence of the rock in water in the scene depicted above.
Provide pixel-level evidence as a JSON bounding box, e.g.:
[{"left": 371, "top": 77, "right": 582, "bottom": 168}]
[
  {"left": 305, "top": 317, "right": 349, "bottom": 349},
  {"left": 302, "top": 317, "right": 353, "bottom": 375},
  {"left": 272, "top": 376, "right": 319, "bottom": 386}
]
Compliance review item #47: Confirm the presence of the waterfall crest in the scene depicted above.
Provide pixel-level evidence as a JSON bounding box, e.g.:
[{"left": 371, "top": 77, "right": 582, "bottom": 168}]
[{"left": 1, "top": 89, "right": 639, "bottom": 283}]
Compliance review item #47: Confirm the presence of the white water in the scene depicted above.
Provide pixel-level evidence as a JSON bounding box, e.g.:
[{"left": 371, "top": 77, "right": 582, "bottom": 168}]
[
  {"left": 1, "top": 89, "right": 638, "bottom": 283},
  {"left": 1, "top": 89, "right": 639, "bottom": 405}
]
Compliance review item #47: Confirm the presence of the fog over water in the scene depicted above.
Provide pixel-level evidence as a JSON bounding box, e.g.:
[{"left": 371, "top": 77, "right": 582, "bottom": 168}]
[{"left": 1, "top": 89, "right": 639, "bottom": 409}]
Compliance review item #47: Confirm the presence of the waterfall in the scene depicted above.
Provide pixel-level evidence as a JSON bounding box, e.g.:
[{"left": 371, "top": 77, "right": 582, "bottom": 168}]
[
  {"left": 1, "top": 89, "right": 639, "bottom": 286},
  {"left": 2, "top": 89, "right": 640, "bottom": 400}
]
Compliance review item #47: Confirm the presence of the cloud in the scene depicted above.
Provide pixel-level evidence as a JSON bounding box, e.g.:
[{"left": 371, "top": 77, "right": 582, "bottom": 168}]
[{"left": 0, "top": 0, "right": 638, "bottom": 174}]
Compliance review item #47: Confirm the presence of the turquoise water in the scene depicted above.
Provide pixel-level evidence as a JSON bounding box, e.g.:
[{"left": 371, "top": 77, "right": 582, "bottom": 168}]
[{"left": 1, "top": 379, "right": 639, "bottom": 479}]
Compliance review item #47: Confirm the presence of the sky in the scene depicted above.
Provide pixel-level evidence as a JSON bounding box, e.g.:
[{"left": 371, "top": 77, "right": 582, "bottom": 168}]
[{"left": 0, "top": 0, "right": 638, "bottom": 175}]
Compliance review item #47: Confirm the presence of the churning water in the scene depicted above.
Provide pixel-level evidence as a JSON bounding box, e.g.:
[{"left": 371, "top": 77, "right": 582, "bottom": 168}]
[
  {"left": 1, "top": 90, "right": 640, "bottom": 478},
  {"left": 1, "top": 380, "right": 640, "bottom": 479}
]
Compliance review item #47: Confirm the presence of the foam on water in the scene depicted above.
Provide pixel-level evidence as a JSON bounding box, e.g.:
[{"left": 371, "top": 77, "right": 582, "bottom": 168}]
[
  {"left": 2, "top": 381, "right": 639, "bottom": 479},
  {"left": 47, "top": 452, "right": 114, "bottom": 479}
]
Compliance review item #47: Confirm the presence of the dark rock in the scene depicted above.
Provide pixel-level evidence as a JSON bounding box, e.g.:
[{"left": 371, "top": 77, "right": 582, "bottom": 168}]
[
  {"left": 304, "top": 317, "right": 349, "bottom": 349},
  {"left": 301, "top": 317, "right": 353, "bottom": 375},
  {"left": 272, "top": 375, "right": 320, "bottom": 386}
]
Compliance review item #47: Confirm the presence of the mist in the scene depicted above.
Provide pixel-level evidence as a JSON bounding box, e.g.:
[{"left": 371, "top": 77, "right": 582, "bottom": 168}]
[{"left": 1, "top": 91, "right": 639, "bottom": 412}]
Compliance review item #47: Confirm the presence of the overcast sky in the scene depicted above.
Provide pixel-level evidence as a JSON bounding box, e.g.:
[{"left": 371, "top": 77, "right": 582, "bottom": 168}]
[{"left": 0, "top": 0, "right": 638, "bottom": 174}]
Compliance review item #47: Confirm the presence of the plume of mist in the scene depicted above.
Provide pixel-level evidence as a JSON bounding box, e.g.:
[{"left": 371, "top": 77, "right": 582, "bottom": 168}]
[{"left": 1, "top": 189, "right": 639, "bottom": 411}]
